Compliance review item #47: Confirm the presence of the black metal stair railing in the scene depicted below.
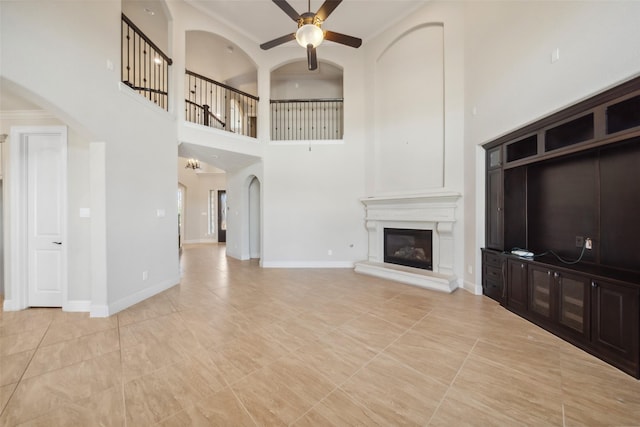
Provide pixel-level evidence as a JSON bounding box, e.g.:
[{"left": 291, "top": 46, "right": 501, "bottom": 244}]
[
  {"left": 185, "top": 70, "right": 259, "bottom": 138},
  {"left": 270, "top": 99, "right": 344, "bottom": 141},
  {"left": 121, "top": 14, "right": 172, "bottom": 111}
]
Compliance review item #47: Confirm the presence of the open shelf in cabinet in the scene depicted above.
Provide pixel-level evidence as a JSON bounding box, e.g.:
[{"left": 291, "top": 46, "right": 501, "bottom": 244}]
[
  {"left": 607, "top": 94, "right": 640, "bottom": 134},
  {"left": 545, "top": 113, "right": 594, "bottom": 152},
  {"left": 506, "top": 134, "right": 537, "bottom": 163}
]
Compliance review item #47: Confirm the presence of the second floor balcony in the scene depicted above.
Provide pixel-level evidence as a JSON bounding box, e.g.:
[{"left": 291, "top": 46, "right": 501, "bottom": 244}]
[
  {"left": 121, "top": 15, "right": 344, "bottom": 142},
  {"left": 185, "top": 70, "right": 259, "bottom": 138}
]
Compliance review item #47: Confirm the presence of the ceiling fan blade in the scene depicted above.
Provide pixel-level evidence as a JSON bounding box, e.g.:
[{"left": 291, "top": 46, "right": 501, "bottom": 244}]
[
  {"left": 307, "top": 45, "right": 318, "bottom": 70},
  {"left": 324, "top": 30, "right": 362, "bottom": 48},
  {"left": 272, "top": 0, "right": 301, "bottom": 21},
  {"left": 315, "top": 0, "right": 342, "bottom": 21},
  {"left": 260, "top": 33, "right": 296, "bottom": 50}
]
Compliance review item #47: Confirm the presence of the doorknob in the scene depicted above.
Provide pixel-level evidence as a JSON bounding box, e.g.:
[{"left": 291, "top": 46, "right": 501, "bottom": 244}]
[{"left": 53, "top": 241, "right": 62, "bottom": 245}]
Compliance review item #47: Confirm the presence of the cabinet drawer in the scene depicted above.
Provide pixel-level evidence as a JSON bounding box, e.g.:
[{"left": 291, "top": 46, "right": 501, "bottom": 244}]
[
  {"left": 483, "top": 276, "right": 503, "bottom": 302},
  {"left": 483, "top": 251, "right": 504, "bottom": 268},
  {"left": 484, "top": 265, "right": 503, "bottom": 282}
]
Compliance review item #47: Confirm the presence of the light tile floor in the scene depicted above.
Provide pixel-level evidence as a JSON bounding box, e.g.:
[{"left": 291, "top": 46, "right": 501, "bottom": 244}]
[{"left": 1, "top": 243, "right": 640, "bottom": 426}]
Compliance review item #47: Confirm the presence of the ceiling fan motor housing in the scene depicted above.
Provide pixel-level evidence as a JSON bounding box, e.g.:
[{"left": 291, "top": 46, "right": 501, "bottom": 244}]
[{"left": 261, "top": 0, "right": 361, "bottom": 71}]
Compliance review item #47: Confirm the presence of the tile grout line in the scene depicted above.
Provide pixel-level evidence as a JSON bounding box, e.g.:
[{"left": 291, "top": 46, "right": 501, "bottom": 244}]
[
  {"left": 425, "top": 337, "right": 480, "bottom": 426},
  {"left": 560, "top": 344, "right": 566, "bottom": 427},
  {"left": 227, "top": 381, "right": 261, "bottom": 427},
  {"left": 203, "top": 299, "right": 360, "bottom": 392},
  {"left": 288, "top": 307, "right": 436, "bottom": 426},
  {"left": 174, "top": 307, "right": 260, "bottom": 427},
  {"left": 116, "top": 314, "right": 128, "bottom": 427},
  {"left": 0, "top": 316, "right": 53, "bottom": 420}
]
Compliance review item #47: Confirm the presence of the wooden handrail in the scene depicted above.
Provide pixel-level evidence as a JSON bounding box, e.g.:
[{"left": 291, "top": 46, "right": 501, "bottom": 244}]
[
  {"left": 122, "top": 13, "right": 173, "bottom": 65},
  {"left": 270, "top": 98, "right": 344, "bottom": 103},
  {"left": 123, "top": 82, "right": 168, "bottom": 96},
  {"left": 185, "top": 100, "right": 226, "bottom": 128},
  {"left": 185, "top": 70, "right": 258, "bottom": 101}
]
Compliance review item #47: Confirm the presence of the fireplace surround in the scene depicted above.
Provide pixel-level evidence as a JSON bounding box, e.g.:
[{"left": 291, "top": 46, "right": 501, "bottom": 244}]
[{"left": 354, "top": 191, "right": 461, "bottom": 293}]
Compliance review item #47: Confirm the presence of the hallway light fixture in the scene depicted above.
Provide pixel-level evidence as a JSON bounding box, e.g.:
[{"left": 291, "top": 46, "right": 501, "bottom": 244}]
[{"left": 185, "top": 158, "right": 200, "bottom": 170}]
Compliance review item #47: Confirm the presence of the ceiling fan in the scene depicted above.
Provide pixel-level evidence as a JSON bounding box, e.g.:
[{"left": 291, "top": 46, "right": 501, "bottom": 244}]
[{"left": 260, "top": 0, "right": 362, "bottom": 71}]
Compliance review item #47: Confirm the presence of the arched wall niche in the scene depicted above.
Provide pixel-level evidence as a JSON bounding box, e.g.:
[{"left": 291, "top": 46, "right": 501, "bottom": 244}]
[
  {"left": 373, "top": 23, "right": 445, "bottom": 195},
  {"left": 185, "top": 30, "right": 258, "bottom": 95},
  {"left": 270, "top": 59, "right": 343, "bottom": 100}
]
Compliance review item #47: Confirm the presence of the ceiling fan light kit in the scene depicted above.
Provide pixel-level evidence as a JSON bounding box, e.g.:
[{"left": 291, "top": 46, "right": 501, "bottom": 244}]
[
  {"left": 261, "top": 0, "right": 362, "bottom": 71},
  {"left": 296, "top": 23, "right": 324, "bottom": 48}
]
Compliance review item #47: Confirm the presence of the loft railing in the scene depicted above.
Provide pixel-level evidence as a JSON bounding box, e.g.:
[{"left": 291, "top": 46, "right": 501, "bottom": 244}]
[
  {"left": 185, "top": 70, "right": 259, "bottom": 138},
  {"left": 121, "top": 14, "right": 172, "bottom": 111},
  {"left": 270, "top": 99, "right": 344, "bottom": 141}
]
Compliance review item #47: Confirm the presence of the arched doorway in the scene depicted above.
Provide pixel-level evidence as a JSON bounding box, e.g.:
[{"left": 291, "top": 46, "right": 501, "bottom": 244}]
[
  {"left": 177, "top": 183, "right": 186, "bottom": 248},
  {"left": 248, "top": 176, "right": 261, "bottom": 259}
]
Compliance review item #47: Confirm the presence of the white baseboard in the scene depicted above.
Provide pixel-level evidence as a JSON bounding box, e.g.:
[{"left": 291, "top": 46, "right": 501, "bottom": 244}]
[
  {"left": 63, "top": 300, "right": 91, "bottom": 312},
  {"left": 106, "top": 276, "right": 180, "bottom": 316},
  {"left": 261, "top": 261, "right": 354, "bottom": 268},
  {"left": 462, "top": 279, "right": 483, "bottom": 295},
  {"left": 183, "top": 238, "right": 218, "bottom": 244},
  {"left": 90, "top": 304, "right": 110, "bottom": 318},
  {"left": 2, "top": 298, "right": 22, "bottom": 311}
]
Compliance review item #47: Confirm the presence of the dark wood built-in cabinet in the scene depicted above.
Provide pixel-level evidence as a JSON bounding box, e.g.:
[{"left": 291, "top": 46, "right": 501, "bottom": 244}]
[
  {"left": 528, "top": 264, "right": 590, "bottom": 341},
  {"left": 481, "top": 249, "right": 504, "bottom": 302},
  {"left": 507, "top": 258, "right": 528, "bottom": 315},
  {"left": 591, "top": 279, "right": 639, "bottom": 375},
  {"left": 482, "top": 76, "right": 640, "bottom": 378},
  {"left": 485, "top": 156, "right": 503, "bottom": 250}
]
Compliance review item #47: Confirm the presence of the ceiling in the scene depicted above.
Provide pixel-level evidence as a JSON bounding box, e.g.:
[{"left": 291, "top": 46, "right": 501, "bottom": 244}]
[{"left": 186, "top": 0, "right": 428, "bottom": 48}]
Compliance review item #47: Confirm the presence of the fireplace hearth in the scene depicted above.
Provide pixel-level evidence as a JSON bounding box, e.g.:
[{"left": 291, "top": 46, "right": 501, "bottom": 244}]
[{"left": 384, "top": 228, "right": 432, "bottom": 270}]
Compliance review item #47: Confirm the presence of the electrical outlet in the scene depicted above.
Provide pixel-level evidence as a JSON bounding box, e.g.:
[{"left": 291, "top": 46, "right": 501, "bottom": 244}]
[
  {"left": 575, "top": 236, "right": 584, "bottom": 248},
  {"left": 585, "top": 238, "right": 593, "bottom": 250}
]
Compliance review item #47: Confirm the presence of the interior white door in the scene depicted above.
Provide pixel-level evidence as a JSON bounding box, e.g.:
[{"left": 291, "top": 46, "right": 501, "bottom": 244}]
[{"left": 27, "top": 133, "right": 66, "bottom": 307}]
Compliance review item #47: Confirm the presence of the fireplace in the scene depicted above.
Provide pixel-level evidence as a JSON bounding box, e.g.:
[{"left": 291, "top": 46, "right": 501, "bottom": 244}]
[
  {"left": 355, "top": 191, "right": 461, "bottom": 293},
  {"left": 384, "top": 228, "right": 432, "bottom": 270}
]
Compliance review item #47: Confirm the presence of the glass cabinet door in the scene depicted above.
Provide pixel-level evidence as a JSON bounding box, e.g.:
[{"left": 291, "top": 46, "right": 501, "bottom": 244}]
[
  {"left": 558, "top": 273, "right": 589, "bottom": 334},
  {"left": 488, "top": 146, "right": 502, "bottom": 169},
  {"left": 529, "top": 267, "right": 552, "bottom": 319}
]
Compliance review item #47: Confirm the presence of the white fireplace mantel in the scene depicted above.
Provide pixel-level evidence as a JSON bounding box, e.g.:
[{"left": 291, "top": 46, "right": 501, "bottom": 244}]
[{"left": 355, "top": 190, "right": 461, "bottom": 293}]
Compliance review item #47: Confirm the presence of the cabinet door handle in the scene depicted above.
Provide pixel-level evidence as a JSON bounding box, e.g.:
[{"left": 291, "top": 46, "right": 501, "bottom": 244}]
[
  {"left": 547, "top": 271, "right": 551, "bottom": 276},
  {"left": 591, "top": 281, "right": 598, "bottom": 288},
  {"left": 520, "top": 263, "right": 525, "bottom": 269},
  {"left": 554, "top": 272, "right": 560, "bottom": 279}
]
